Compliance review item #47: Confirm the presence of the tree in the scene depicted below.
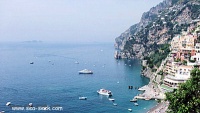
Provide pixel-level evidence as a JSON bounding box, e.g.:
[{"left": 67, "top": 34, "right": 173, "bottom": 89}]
[{"left": 166, "top": 68, "right": 200, "bottom": 113}]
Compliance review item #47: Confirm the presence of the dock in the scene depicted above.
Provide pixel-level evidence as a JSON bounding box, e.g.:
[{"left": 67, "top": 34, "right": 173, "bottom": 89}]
[{"left": 134, "top": 85, "right": 165, "bottom": 100}]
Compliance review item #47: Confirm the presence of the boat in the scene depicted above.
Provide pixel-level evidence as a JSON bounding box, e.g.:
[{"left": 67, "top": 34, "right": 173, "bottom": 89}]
[
  {"left": 30, "top": 62, "right": 34, "bottom": 64},
  {"left": 108, "top": 98, "right": 115, "bottom": 101},
  {"left": 29, "top": 103, "right": 33, "bottom": 107},
  {"left": 6, "top": 102, "right": 11, "bottom": 106},
  {"left": 79, "top": 97, "right": 87, "bottom": 100},
  {"left": 130, "top": 98, "right": 137, "bottom": 102},
  {"left": 113, "top": 103, "right": 117, "bottom": 106},
  {"left": 128, "top": 109, "right": 132, "bottom": 112},
  {"left": 75, "top": 61, "right": 79, "bottom": 64},
  {"left": 134, "top": 103, "right": 139, "bottom": 106},
  {"left": 79, "top": 69, "right": 93, "bottom": 74},
  {"left": 97, "top": 89, "right": 112, "bottom": 96}
]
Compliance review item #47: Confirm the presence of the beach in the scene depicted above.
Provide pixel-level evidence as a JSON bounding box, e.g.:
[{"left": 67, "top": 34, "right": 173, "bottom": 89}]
[
  {"left": 147, "top": 101, "right": 169, "bottom": 113},
  {"left": 135, "top": 82, "right": 169, "bottom": 113}
]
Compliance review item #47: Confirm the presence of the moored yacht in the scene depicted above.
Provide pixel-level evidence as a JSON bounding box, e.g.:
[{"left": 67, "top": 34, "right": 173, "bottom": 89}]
[
  {"left": 108, "top": 98, "right": 115, "bottom": 101},
  {"left": 30, "top": 62, "right": 34, "bottom": 64},
  {"left": 134, "top": 103, "right": 139, "bottom": 106},
  {"left": 79, "top": 69, "right": 93, "bottom": 74},
  {"left": 79, "top": 97, "right": 87, "bottom": 100},
  {"left": 29, "top": 103, "right": 33, "bottom": 107},
  {"left": 6, "top": 102, "right": 11, "bottom": 106},
  {"left": 97, "top": 89, "right": 112, "bottom": 96},
  {"left": 130, "top": 98, "right": 137, "bottom": 102}
]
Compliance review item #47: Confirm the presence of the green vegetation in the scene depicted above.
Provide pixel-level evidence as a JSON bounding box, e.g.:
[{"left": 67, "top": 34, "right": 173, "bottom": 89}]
[
  {"left": 144, "top": 44, "right": 170, "bottom": 68},
  {"left": 187, "top": 4, "right": 200, "bottom": 19},
  {"left": 142, "top": 66, "right": 146, "bottom": 70},
  {"left": 182, "top": 60, "right": 187, "bottom": 65},
  {"left": 166, "top": 68, "right": 200, "bottom": 113},
  {"left": 178, "top": 0, "right": 190, "bottom": 4},
  {"left": 158, "top": 70, "right": 164, "bottom": 75},
  {"left": 172, "top": 0, "right": 179, "bottom": 5},
  {"left": 121, "top": 0, "right": 200, "bottom": 67},
  {"left": 189, "top": 59, "right": 195, "bottom": 63},
  {"left": 152, "top": 69, "right": 157, "bottom": 72}
]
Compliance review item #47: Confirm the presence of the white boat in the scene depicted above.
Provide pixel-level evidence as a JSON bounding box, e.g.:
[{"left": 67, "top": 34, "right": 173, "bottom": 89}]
[
  {"left": 113, "top": 103, "right": 117, "bottom": 106},
  {"left": 79, "top": 69, "right": 93, "bottom": 74},
  {"left": 128, "top": 109, "right": 132, "bottom": 112},
  {"left": 29, "top": 103, "right": 33, "bottom": 107},
  {"left": 79, "top": 97, "right": 87, "bottom": 100},
  {"left": 6, "top": 102, "right": 11, "bottom": 106},
  {"left": 108, "top": 98, "right": 115, "bottom": 101},
  {"left": 97, "top": 89, "right": 112, "bottom": 96},
  {"left": 134, "top": 103, "right": 139, "bottom": 106},
  {"left": 130, "top": 98, "right": 137, "bottom": 102},
  {"left": 75, "top": 61, "right": 79, "bottom": 64}
]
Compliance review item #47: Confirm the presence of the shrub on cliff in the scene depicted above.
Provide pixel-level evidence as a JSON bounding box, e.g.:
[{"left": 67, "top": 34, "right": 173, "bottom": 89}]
[
  {"left": 144, "top": 44, "right": 170, "bottom": 69},
  {"left": 165, "top": 68, "right": 200, "bottom": 113}
]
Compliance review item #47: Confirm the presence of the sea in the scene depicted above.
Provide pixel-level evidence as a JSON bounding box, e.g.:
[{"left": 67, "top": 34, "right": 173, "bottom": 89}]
[{"left": 0, "top": 42, "right": 157, "bottom": 113}]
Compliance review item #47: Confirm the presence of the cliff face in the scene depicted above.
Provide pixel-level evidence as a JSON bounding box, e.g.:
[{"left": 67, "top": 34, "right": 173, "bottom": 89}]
[{"left": 115, "top": 0, "right": 200, "bottom": 59}]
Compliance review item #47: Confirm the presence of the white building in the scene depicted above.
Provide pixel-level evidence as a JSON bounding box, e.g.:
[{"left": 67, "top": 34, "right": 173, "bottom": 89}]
[
  {"left": 191, "top": 43, "right": 200, "bottom": 62},
  {"left": 163, "top": 65, "right": 193, "bottom": 89}
]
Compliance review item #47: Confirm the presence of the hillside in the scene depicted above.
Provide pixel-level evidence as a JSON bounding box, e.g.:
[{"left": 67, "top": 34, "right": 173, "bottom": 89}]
[{"left": 115, "top": 0, "right": 200, "bottom": 61}]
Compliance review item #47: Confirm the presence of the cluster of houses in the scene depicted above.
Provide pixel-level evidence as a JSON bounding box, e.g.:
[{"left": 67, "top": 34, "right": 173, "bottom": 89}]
[{"left": 162, "top": 20, "right": 200, "bottom": 89}]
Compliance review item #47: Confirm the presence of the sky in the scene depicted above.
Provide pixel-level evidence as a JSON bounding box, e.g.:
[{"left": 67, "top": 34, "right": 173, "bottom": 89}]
[{"left": 0, "top": 0, "right": 164, "bottom": 43}]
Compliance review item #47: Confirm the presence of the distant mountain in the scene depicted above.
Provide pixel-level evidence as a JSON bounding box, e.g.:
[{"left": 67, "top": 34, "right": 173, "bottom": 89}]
[{"left": 115, "top": 0, "right": 200, "bottom": 59}]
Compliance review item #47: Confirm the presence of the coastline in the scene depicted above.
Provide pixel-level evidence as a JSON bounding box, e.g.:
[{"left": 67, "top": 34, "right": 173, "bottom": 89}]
[
  {"left": 139, "top": 65, "right": 168, "bottom": 113},
  {"left": 136, "top": 82, "right": 168, "bottom": 113},
  {"left": 147, "top": 101, "right": 169, "bottom": 113}
]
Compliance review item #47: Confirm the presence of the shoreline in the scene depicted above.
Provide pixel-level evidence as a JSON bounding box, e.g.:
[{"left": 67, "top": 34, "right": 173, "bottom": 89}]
[
  {"left": 147, "top": 101, "right": 169, "bottom": 113},
  {"left": 139, "top": 67, "right": 168, "bottom": 113},
  {"left": 135, "top": 83, "right": 165, "bottom": 100},
  {"left": 136, "top": 81, "right": 168, "bottom": 113}
]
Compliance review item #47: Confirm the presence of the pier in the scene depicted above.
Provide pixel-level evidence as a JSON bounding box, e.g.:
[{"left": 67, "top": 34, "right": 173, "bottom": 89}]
[{"left": 134, "top": 85, "right": 165, "bottom": 100}]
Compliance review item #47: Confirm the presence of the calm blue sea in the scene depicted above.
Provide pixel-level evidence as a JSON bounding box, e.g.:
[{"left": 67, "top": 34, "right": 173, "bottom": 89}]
[{"left": 0, "top": 42, "right": 157, "bottom": 113}]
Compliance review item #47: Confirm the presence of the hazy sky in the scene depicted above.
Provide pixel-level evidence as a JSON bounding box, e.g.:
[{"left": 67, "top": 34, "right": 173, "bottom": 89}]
[{"left": 0, "top": 0, "right": 163, "bottom": 43}]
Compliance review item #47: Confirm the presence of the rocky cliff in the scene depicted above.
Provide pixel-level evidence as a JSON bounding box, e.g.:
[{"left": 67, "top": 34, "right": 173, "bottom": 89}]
[{"left": 115, "top": 0, "right": 200, "bottom": 59}]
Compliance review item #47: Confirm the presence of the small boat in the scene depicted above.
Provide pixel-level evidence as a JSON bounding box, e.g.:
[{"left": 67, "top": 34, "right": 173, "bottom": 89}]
[
  {"left": 97, "top": 89, "right": 112, "bottom": 96},
  {"left": 130, "top": 98, "right": 137, "bottom": 102},
  {"left": 29, "top": 103, "right": 33, "bottom": 107},
  {"left": 0, "top": 111, "right": 5, "bottom": 113},
  {"left": 134, "top": 103, "right": 139, "bottom": 106},
  {"left": 108, "top": 98, "right": 115, "bottom": 101},
  {"left": 79, "top": 69, "right": 93, "bottom": 74},
  {"left": 30, "top": 62, "right": 34, "bottom": 64},
  {"left": 6, "top": 102, "right": 11, "bottom": 106},
  {"left": 79, "top": 97, "right": 87, "bottom": 100},
  {"left": 75, "top": 61, "right": 79, "bottom": 64},
  {"left": 128, "top": 109, "right": 132, "bottom": 112},
  {"left": 113, "top": 103, "right": 117, "bottom": 106}
]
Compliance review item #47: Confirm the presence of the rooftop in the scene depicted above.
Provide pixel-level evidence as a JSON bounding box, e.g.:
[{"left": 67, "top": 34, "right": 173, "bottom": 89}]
[{"left": 165, "top": 75, "right": 188, "bottom": 81}]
